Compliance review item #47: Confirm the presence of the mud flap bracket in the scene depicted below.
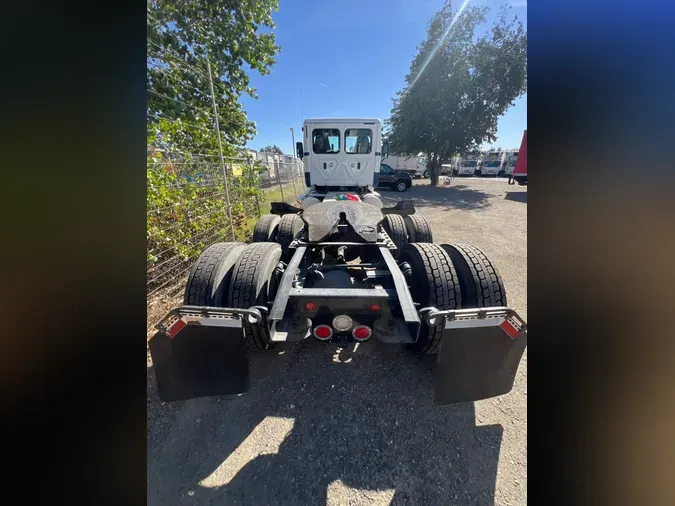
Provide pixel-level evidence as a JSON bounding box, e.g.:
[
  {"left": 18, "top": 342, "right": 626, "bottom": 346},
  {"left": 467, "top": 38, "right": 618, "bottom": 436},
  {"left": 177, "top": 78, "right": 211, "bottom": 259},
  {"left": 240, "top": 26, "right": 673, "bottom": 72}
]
[{"left": 421, "top": 307, "right": 528, "bottom": 405}]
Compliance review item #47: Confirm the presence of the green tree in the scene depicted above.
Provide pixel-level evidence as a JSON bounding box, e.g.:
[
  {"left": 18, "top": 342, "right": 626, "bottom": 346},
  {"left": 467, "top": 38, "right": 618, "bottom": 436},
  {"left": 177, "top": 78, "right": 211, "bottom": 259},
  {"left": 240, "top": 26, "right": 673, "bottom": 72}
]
[
  {"left": 386, "top": 2, "right": 527, "bottom": 185},
  {"left": 146, "top": 1, "right": 280, "bottom": 282},
  {"left": 259, "top": 144, "right": 284, "bottom": 155},
  {"left": 147, "top": 0, "right": 280, "bottom": 154}
]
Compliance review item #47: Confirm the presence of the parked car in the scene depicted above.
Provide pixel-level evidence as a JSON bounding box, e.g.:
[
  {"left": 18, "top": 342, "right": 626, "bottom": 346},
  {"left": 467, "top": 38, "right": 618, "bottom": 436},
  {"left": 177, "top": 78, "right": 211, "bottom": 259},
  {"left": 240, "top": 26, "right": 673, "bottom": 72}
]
[{"left": 378, "top": 163, "right": 412, "bottom": 192}]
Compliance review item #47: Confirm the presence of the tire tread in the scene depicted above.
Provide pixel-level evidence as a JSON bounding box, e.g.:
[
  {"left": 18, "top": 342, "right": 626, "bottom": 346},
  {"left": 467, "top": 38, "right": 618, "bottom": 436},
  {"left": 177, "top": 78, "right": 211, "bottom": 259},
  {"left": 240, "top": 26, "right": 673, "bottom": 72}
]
[
  {"left": 441, "top": 243, "right": 507, "bottom": 308},
  {"left": 404, "top": 214, "right": 433, "bottom": 243},
  {"left": 252, "top": 214, "right": 281, "bottom": 242},
  {"left": 399, "top": 243, "right": 460, "bottom": 354},
  {"left": 228, "top": 242, "right": 282, "bottom": 351}
]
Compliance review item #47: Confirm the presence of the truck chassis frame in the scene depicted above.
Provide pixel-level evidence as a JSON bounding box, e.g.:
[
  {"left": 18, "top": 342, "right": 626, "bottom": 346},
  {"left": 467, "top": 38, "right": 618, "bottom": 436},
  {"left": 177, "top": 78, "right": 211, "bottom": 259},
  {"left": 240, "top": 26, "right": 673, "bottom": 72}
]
[{"left": 149, "top": 199, "right": 527, "bottom": 405}]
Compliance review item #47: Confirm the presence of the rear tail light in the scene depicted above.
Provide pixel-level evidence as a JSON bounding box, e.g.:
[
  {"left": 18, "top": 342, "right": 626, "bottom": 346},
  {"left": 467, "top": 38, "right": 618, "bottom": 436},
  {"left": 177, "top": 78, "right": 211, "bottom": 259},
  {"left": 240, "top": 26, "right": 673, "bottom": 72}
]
[
  {"left": 313, "top": 325, "right": 333, "bottom": 341},
  {"left": 352, "top": 326, "right": 372, "bottom": 341}
]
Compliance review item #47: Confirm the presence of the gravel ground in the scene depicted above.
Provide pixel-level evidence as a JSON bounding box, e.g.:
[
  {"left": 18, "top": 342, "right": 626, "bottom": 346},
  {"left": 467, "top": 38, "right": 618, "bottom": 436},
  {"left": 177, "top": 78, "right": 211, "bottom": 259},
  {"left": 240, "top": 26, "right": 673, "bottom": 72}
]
[{"left": 147, "top": 177, "right": 527, "bottom": 506}]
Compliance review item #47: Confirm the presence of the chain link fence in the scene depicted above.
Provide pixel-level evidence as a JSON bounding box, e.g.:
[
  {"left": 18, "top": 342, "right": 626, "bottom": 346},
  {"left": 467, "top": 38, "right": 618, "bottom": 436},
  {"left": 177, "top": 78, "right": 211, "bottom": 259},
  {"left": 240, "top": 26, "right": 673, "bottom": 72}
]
[
  {"left": 146, "top": 154, "right": 305, "bottom": 333},
  {"left": 147, "top": 37, "right": 306, "bottom": 333}
]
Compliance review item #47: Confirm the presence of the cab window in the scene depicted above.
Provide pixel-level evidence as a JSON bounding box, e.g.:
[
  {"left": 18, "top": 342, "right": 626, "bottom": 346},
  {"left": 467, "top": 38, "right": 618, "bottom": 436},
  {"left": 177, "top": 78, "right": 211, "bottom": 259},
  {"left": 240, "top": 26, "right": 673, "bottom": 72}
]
[
  {"left": 380, "top": 164, "right": 393, "bottom": 174},
  {"left": 312, "top": 129, "right": 340, "bottom": 154},
  {"left": 345, "top": 128, "right": 372, "bottom": 154}
]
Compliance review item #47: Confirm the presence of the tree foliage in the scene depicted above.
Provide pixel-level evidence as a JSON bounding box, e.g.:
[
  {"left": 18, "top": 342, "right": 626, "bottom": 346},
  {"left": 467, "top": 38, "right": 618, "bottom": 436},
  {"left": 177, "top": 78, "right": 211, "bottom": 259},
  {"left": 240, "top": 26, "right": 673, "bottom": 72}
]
[
  {"left": 146, "top": 1, "right": 281, "bottom": 290},
  {"left": 386, "top": 2, "right": 527, "bottom": 185},
  {"left": 259, "top": 144, "right": 284, "bottom": 155},
  {"left": 147, "top": 0, "right": 280, "bottom": 154}
]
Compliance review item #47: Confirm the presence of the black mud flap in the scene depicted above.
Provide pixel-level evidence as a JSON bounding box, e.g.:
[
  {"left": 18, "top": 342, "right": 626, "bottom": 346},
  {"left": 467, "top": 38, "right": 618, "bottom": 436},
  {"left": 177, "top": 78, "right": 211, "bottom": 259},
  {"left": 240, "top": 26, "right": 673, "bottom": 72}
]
[
  {"left": 149, "top": 308, "right": 254, "bottom": 402},
  {"left": 433, "top": 310, "right": 527, "bottom": 405}
]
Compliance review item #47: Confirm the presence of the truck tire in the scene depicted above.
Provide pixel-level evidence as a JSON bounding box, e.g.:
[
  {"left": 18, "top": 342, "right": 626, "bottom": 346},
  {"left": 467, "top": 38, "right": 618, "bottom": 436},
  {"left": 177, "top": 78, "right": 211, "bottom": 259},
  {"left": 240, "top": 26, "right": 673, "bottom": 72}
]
[
  {"left": 277, "top": 213, "right": 303, "bottom": 262},
  {"left": 423, "top": 170, "right": 429, "bottom": 178},
  {"left": 252, "top": 214, "right": 281, "bottom": 242},
  {"left": 382, "top": 214, "right": 408, "bottom": 259},
  {"left": 183, "top": 242, "right": 246, "bottom": 306},
  {"left": 440, "top": 244, "right": 507, "bottom": 308},
  {"left": 399, "top": 243, "right": 461, "bottom": 355},
  {"left": 404, "top": 214, "right": 433, "bottom": 243},
  {"left": 227, "top": 242, "right": 282, "bottom": 351}
]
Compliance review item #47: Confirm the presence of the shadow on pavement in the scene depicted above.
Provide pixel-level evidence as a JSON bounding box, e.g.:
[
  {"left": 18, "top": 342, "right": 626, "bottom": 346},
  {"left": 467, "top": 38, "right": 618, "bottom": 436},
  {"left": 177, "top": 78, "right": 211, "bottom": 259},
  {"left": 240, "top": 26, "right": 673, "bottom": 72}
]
[
  {"left": 504, "top": 191, "right": 527, "bottom": 203},
  {"left": 380, "top": 183, "right": 492, "bottom": 211},
  {"left": 148, "top": 339, "right": 503, "bottom": 506}
]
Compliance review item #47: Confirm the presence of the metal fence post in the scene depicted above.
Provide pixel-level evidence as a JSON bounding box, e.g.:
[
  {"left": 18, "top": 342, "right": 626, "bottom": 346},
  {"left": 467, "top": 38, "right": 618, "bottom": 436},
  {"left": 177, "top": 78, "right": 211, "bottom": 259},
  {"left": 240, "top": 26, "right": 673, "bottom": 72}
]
[
  {"left": 288, "top": 161, "right": 298, "bottom": 201},
  {"left": 276, "top": 158, "right": 285, "bottom": 202},
  {"left": 206, "top": 50, "right": 236, "bottom": 241},
  {"left": 249, "top": 157, "right": 261, "bottom": 216}
]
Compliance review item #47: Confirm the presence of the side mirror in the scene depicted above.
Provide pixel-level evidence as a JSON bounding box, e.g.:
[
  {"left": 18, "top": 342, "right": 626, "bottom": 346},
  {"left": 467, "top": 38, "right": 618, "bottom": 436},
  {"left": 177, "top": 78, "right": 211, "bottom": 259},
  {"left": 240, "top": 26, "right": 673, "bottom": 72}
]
[
  {"left": 382, "top": 141, "right": 389, "bottom": 159},
  {"left": 296, "top": 141, "right": 304, "bottom": 160}
]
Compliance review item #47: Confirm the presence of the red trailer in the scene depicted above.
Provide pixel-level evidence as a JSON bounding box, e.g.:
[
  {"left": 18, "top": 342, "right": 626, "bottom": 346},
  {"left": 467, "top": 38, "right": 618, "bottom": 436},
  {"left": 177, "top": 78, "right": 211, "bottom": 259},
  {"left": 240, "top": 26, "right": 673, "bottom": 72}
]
[{"left": 508, "top": 129, "right": 527, "bottom": 186}]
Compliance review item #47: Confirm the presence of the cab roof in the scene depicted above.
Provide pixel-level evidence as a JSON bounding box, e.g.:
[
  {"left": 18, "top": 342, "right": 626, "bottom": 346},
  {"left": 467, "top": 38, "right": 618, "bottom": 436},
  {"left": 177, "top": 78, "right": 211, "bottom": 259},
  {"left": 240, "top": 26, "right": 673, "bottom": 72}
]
[{"left": 303, "top": 118, "right": 381, "bottom": 124}]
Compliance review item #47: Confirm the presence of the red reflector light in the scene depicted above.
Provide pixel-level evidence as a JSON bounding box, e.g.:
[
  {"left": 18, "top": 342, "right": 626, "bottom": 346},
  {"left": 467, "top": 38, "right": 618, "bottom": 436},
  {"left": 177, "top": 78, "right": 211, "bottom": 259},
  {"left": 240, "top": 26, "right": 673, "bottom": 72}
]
[
  {"left": 166, "top": 318, "right": 187, "bottom": 338},
  {"left": 352, "top": 326, "right": 372, "bottom": 341},
  {"left": 370, "top": 304, "right": 380, "bottom": 312},
  {"left": 315, "top": 326, "right": 331, "bottom": 338},
  {"left": 499, "top": 319, "right": 519, "bottom": 340},
  {"left": 305, "top": 302, "right": 316, "bottom": 311},
  {"left": 313, "top": 325, "right": 333, "bottom": 340}
]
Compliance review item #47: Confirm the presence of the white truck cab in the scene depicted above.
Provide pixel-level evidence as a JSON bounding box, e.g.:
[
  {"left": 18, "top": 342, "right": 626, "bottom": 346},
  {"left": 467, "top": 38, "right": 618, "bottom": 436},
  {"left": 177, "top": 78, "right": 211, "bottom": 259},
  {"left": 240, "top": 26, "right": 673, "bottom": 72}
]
[
  {"left": 482, "top": 151, "right": 506, "bottom": 176},
  {"left": 458, "top": 153, "right": 480, "bottom": 176},
  {"left": 503, "top": 150, "right": 518, "bottom": 176},
  {"left": 297, "top": 118, "right": 383, "bottom": 189}
]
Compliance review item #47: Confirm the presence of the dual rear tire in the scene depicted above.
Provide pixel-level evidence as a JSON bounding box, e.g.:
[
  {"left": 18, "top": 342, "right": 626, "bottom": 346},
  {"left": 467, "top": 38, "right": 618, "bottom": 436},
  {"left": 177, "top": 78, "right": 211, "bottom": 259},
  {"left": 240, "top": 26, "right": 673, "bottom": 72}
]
[
  {"left": 253, "top": 213, "right": 303, "bottom": 262},
  {"left": 251, "top": 214, "right": 280, "bottom": 242},
  {"left": 400, "top": 242, "right": 507, "bottom": 355},
  {"left": 381, "top": 213, "right": 433, "bottom": 259},
  {"left": 184, "top": 241, "right": 282, "bottom": 351}
]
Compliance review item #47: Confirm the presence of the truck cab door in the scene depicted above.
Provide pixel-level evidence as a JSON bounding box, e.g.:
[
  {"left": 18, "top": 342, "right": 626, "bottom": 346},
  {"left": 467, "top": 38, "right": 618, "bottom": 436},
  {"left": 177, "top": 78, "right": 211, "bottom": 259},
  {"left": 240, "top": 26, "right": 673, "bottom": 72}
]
[
  {"left": 343, "top": 126, "right": 378, "bottom": 186},
  {"left": 307, "top": 125, "right": 341, "bottom": 185}
]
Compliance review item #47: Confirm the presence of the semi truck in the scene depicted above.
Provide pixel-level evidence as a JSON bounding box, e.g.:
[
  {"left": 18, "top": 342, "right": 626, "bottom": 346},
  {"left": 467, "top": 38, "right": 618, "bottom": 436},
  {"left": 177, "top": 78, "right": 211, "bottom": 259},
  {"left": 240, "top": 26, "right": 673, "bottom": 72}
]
[{"left": 149, "top": 117, "right": 527, "bottom": 407}]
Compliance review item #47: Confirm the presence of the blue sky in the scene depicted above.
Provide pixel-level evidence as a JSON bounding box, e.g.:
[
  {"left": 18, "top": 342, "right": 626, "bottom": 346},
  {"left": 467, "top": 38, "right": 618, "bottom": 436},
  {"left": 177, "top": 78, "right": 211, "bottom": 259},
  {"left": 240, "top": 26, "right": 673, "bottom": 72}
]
[{"left": 242, "top": 0, "right": 527, "bottom": 154}]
